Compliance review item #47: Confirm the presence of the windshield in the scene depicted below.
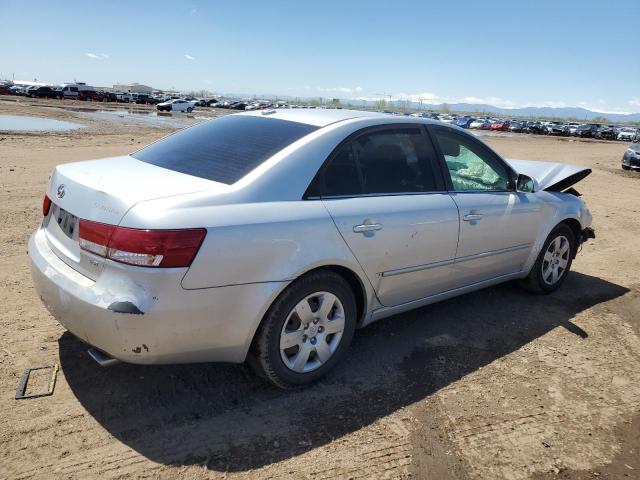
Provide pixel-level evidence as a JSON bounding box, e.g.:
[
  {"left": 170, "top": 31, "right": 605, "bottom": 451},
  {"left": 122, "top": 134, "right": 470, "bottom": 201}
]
[{"left": 132, "top": 115, "right": 318, "bottom": 184}]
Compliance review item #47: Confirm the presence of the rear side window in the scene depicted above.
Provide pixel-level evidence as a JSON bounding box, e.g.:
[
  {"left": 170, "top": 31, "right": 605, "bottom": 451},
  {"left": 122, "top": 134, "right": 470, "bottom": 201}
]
[
  {"left": 320, "top": 127, "right": 440, "bottom": 197},
  {"left": 355, "top": 129, "right": 438, "bottom": 194},
  {"left": 132, "top": 115, "right": 318, "bottom": 184}
]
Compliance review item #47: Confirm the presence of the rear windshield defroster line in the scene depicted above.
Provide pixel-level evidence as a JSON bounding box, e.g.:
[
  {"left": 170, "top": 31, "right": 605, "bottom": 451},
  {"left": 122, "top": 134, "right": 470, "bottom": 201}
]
[{"left": 132, "top": 115, "right": 318, "bottom": 185}]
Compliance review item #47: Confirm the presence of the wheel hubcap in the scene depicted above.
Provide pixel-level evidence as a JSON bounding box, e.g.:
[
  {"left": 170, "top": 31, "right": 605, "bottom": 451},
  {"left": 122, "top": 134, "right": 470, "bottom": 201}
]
[
  {"left": 279, "top": 292, "right": 345, "bottom": 373},
  {"left": 542, "top": 235, "right": 570, "bottom": 286}
]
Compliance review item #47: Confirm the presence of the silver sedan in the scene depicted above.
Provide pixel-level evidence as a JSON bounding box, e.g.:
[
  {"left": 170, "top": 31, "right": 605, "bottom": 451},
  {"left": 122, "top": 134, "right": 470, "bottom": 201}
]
[{"left": 29, "top": 109, "right": 595, "bottom": 388}]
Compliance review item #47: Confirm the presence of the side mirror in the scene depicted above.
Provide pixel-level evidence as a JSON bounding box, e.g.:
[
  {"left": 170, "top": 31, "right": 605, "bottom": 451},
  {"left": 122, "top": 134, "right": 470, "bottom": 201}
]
[{"left": 516, "top": 174, "right": 537, "bottom": 193}]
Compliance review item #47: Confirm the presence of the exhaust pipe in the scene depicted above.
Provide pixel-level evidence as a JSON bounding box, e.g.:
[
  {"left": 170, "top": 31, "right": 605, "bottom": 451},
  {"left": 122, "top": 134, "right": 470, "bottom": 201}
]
[{"left": 87, "top": 347, "right": 120, "bottom": 367}]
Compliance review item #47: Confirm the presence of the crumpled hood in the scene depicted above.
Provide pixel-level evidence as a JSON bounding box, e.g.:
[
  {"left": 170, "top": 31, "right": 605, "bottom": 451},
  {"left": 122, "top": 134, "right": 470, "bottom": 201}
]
[{"left": 505, "top": 159, "right": 591, "bottom": 192}]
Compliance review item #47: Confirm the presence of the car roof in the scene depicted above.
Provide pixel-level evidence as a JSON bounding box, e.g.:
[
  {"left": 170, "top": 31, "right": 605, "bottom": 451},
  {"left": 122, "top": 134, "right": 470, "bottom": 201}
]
[{"left": 240, "top": 108, "right": 391, "bottom": 127}]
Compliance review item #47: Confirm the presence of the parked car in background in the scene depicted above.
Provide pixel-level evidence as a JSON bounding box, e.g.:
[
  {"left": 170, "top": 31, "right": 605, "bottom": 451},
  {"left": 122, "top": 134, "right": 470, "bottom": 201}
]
[
  {"left": 595, "top": 125, "right": 617, "bottom": 140},
  {"left": 78, "top": 90, "right": 106, "bottom": 101},
  {"left": 135, "top": 94, "right": 159, "bottom": 105},
  {"left": 455, "top": 116, "right": 475, "bottom": 128},
  {"left": 116, "top": 92, "right": 135, "bottom": 103},
  {"left": 508, "top": 120, "right": 527, "bottom": 133},
  {"left": 156, "top": 99, "right": 195, "bottom": 112},
  {"left": 576, "top": 124, "right": 599, "bottom": 138},
  {"left": 522, "top": 121, "right": 546, "bottom": 135},
  {"left": 469, "top": 118, "right": 487, "bottom": 129},
  {"left": 0, "top": 83, "right": 14, "bottom": 95},
  {"left": 28, "top": 109, "right": 595, "bottom": 388},
  {"left": 567, "top": 123, "right": 581, "bottom": 136},
  {"left": 479, "top": 119, "right": 493, "bottom": 130},
  {"left": 60, "top": 83, "right": 95, "bottom": 100},
  {"left": 102, "top": 91, "right": 118, "bottom": 102},
  {"left": 438, "top": 115, "right": 456, "bottom": 124},
  {"left": 9, "top": 85, "right": 27, "bottom": 95},
  {"left": 622, "top": 143, "right": 640, "bottom": 170},
  {"left": 25, "top": 85, "right": 41, "bottom": 96},
  {"left": 617, "top": 128, "right": 637, "bottom": 142},
  {"left": 60, "top": 85, "right": 79, "bottom": 99},
  {"left": 546, "top": 123, "right": 570, "bottom": 136},
  {"left": 490, "top": 119, "right": 510, "bottom": 131},
  {"left": 27, "top": 86, "right": 63, "bottom": 99}
]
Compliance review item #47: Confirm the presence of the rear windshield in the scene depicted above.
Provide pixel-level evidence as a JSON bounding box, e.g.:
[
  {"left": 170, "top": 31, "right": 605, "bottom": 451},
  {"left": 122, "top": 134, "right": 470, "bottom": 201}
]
[{"left": 132, "top": 115, "right": 318, "bottom": 184}]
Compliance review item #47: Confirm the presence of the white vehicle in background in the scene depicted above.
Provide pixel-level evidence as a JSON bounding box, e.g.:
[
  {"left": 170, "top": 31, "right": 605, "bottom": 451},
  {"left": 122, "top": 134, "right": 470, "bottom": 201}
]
[
  {"left": 60, "top": 83, "right": 94, "bottom": 100},
  {"left": 116, "top": 92, "right": 136, "bottom": 103},
  {"left": 617, "top": 128, "right": 638, "bottom": 142},
  {"left": 469, "top": 118, "right": 487, "bottom": 129},
  {"left": 567, "top": 123, "right": 581, "bottom": 135},
  {"left": 156, "top": 99, "right": 195, "bottom": 112}
]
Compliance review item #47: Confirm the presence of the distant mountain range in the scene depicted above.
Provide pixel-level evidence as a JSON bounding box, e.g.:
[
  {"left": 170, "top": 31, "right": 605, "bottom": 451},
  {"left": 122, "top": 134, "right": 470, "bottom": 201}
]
[{"left": 339, "top": 99, "right": 640, "bottom": 123}]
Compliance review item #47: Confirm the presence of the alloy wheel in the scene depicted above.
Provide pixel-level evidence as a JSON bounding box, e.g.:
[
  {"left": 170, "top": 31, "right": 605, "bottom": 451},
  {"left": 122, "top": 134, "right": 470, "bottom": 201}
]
[
  {"left": 542, "top": 235, "right": 570, "bottom": 285},
  {"left": 279, "top": 292, "right": 345, "bottom": 373}
]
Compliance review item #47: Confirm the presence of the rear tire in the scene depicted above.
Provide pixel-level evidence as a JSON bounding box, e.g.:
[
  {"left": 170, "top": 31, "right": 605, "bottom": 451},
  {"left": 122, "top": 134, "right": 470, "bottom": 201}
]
[
  {"left": 521, "top": 223, "right": 575, "bottom": 294},
  {"left": 249, "top": 270, "right": 356, "bottom": 389},
  {"left": 187, "top": 107, "right": 193, "bottom": 113}
]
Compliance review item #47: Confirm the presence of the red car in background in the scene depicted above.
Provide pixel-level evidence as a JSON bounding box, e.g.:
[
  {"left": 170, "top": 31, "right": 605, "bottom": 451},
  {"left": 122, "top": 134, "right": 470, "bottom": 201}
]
[{"left": 490, "top": 119, "right": 510, "bottom": 131}]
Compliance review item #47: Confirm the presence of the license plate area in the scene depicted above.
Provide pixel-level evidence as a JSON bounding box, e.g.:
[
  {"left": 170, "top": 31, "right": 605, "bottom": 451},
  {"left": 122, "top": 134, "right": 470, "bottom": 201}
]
[{"left": 55, "top": 208, "right": 78, "bottom": 240}]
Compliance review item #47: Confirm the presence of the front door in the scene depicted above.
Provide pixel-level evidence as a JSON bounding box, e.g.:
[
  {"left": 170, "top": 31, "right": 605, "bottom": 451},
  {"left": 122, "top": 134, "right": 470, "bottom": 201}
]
[{"left": 429, "top": 125, "right": 542, "bottom": 286}]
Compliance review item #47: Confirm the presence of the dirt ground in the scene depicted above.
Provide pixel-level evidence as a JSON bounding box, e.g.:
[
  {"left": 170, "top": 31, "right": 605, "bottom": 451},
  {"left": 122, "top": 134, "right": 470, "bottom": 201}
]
[{"left": 1, "top": 99, "right": 639, "bottom": 480}]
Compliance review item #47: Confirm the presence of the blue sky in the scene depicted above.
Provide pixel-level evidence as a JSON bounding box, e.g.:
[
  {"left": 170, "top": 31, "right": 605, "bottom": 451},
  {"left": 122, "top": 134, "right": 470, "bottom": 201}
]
[{"left": 2, "top": 0, "right": 638, "bottom": 113}]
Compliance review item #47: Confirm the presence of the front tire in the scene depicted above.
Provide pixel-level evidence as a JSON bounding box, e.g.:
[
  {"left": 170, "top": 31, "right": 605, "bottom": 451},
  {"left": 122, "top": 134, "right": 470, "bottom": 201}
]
[
  {"left": 186, "top": 107, "right": 193, "bottom": 113},
  {"left": 249, "top": 270, "right": 356, "bottom": 389},
  {"left": 622, "top": 164, "right": 631, "bottom": 171},
  {"left": 522, "top": 223, "right": 575, "bottom": 294}
]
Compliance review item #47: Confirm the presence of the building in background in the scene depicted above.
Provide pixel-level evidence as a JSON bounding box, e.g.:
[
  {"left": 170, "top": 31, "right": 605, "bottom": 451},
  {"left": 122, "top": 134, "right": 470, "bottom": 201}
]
[{"left": 113, "top": 83, "right": 153, "bottom": 94}]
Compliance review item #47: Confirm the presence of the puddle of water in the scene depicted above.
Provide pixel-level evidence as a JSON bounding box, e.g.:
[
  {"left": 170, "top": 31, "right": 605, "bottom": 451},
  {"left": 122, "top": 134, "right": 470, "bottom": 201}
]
[
  {"left": 79, "top": 109, "right": 201, "bottom": 129},
  {"left": 0, "top": 114, "right": 83, "bottom": 132}
]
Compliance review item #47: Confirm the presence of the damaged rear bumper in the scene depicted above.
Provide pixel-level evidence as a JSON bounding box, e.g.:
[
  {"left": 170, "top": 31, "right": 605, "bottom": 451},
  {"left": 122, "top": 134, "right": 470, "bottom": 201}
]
[{"left": 28, "top": 228, "right": 283, "bottom": 365}]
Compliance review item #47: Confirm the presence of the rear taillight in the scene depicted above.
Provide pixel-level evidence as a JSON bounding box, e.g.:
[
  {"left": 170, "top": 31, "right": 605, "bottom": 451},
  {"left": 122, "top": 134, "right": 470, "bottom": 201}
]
[
  {"left": 43, "top": 195, "right": 52, "bottom": 216},
  {"left": 78, "top": 220, "right": 206, "bottom": 268},
  {"left": 78, "top": 220, "right": 115, "bottom": 257}
]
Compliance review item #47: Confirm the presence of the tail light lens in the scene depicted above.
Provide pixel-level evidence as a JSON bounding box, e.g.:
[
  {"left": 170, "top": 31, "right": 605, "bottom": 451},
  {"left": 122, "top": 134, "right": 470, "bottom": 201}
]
[
  {"left": 78, "top": 220, "right": 206, "bottom": 268},
  {"left": 42, "top": 195, "right": 52, "bottom": 216}
]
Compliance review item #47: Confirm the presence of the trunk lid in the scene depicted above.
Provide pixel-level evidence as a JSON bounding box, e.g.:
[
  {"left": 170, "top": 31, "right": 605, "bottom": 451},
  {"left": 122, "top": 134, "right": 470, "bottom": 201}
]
[
  {"left": 43, "top": 155, "right": 223, "bottom": 279},
  {"left": 505, "top": 159, "right": 591, "bottom": 192}
]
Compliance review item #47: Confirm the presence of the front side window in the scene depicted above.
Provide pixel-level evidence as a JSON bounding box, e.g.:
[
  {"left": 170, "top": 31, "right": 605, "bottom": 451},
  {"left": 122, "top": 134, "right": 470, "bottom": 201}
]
[
  {"left": 431, "top": 129, "right": 511, "bottom": 191},
  {"left": 321, "top": 128, "right": 439, "bottom": 197}
]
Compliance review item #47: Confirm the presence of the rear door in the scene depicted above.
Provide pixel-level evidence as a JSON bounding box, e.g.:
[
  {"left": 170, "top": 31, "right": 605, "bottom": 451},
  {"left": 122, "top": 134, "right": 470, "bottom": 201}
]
[
  {"left": 429, "top": 125, "right": 542, "bottom": 286},
  {"left": 317, "top": 125, "right": 460, "bottom": 306}
]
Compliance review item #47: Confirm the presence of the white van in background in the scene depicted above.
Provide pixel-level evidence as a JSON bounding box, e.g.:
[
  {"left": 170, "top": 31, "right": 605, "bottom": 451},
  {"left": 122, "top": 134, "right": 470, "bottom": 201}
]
[{"left": 60, "top": 83, "right": 94, "bottom": 99}]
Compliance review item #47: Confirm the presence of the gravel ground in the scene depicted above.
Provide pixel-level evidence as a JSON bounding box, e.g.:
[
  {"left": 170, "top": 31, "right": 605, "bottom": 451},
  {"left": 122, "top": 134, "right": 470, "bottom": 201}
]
[{"left": 0, "top": 99, "right": 638, "bottom": 480}]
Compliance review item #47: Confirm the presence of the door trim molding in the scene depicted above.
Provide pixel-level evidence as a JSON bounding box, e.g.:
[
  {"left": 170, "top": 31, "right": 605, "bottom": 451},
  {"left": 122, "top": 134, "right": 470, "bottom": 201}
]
[
  {"left": 380, "top": 243, "right": 531, "bottom": 278},
  {"left": 381, "top": 258, "right": 454, "bottom": 277},
  {"left": 454, "top": 242, "right": 532, "bottom": 264}
]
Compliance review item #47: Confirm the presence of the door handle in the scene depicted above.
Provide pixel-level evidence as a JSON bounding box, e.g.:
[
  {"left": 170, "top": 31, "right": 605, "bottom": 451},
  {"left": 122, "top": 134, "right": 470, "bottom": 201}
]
[
  {"left": 353, "top": 222, "right": 383, "bottom": 233},
  {"left": 463, "top": 214, "right": 483, "bottom": 221}
]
